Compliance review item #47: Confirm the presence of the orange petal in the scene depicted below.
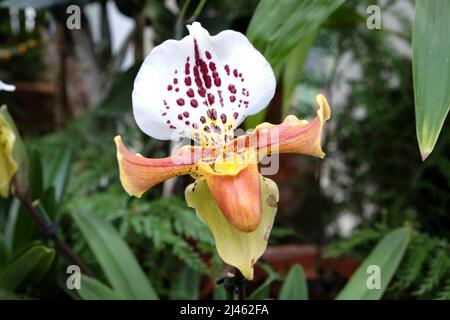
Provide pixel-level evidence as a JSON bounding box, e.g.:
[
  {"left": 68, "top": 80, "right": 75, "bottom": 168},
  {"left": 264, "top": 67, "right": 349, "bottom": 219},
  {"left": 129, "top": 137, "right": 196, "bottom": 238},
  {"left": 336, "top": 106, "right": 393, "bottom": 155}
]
[
  {"left": 228, "top": 94, "right": 331, "bottom": 159},
  {"left": 197, "top": 151, "right": 262, "bottom": 232},
  {"left": 114, "top": 136, "right": 198, "bottom": 197}
]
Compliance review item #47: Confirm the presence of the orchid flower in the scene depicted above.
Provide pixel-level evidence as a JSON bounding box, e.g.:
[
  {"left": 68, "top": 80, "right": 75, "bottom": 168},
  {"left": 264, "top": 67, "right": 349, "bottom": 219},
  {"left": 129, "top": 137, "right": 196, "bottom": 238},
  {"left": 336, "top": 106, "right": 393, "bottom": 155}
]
[
  {"left": 0, "top": 106, "right": 18, "bottom": 197},
  {"left": 115, "top": 22, "right": 330, "bottom": 279},
  {"left": 0, "top": 82, "right": 17, "bottom": 197}
]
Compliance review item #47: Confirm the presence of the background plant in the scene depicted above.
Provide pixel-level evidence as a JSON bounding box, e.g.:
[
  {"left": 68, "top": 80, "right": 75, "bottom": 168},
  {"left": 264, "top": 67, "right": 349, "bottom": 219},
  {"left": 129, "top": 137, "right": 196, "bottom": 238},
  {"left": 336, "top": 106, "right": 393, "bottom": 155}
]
[{"left": 0, "top": 0, "right": 449, "bottom": 300}]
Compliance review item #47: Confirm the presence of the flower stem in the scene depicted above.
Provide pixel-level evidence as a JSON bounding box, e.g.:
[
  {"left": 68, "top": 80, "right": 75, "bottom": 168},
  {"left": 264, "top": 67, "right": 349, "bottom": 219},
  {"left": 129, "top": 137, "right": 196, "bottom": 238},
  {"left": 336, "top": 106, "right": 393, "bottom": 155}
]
[
  {"left": 225, "top": 288, "right": 234, "bottom": 300},
  {"left": 16, "top": 192, "right": 91, "bottom": 276},
  {"left": 233, "top": 268, "right": 247, "bottom": 300}
]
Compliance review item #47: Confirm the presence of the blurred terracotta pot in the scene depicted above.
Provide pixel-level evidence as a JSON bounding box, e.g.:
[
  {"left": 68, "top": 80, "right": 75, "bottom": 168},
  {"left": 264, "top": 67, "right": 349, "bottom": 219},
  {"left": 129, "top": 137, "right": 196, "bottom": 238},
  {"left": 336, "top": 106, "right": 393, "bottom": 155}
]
[{"left": 260, "top": 244, "right": 359, "bottom": 279}]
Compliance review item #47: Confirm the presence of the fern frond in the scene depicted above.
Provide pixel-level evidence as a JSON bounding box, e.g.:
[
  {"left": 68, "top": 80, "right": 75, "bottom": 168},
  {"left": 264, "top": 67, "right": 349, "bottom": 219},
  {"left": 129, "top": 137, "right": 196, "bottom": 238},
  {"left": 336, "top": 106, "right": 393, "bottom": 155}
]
[
  {"left": 436, "top": 278, "right": 450, "bottom": 300},
  {"left": 392, "top": 234, "right": 434, "bottom": 291},
  {"left": 326, "top": 227, "right": 383, "bottom": 257},
  {"left": 122, "top": 198, "right": 213, "bottom": 275},
  {"left": 171, "top": 240, "right": 208, "bottom": 273},
  {"left": 413, "top": 247, "right": 450, "bottom": 296}
]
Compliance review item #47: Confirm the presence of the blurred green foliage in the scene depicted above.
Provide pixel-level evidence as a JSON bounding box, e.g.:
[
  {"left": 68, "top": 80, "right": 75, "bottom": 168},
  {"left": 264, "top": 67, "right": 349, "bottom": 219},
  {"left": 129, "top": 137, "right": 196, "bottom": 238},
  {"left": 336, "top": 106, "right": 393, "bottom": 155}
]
[{"left": 319, "top": 0, "right": 450, "bottom": 299}]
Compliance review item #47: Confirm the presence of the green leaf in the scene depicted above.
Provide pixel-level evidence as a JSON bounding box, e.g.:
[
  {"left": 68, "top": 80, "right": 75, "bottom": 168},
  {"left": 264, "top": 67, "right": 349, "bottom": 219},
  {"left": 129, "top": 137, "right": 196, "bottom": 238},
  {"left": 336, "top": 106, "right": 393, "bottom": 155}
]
[
  {"left": 78, "top": 276, "right": 123, "bottom": 300},
  {"left": 248, "top": 264, "right": 280, "bottom": 300},
  {"left": 248, "top": 277, "right": 274, "bottom": 300},
  {"left": 3, "top": 198, "right": 20, "bottom": 251},
  {"left": 28, "top": 149, "right": 44, "bottom": 200},
  {"left": 244, "top": 0, "right": 343, "bottom": 128},
  {"left": 0, "top": 288, "right": 20, "bottom": 300},
  {"left": 40, "top": 187, "right": 57, "bottom": 221},
  {"left": 336, "top": 227, "right": 411, "bottom": 300},
  {"left": 97, "top": 64, "right": 140, "bottom": 116},
  {"left": 323, "top": 4, "right": 366, "bottom": 28},
  {"left": 43, "top": 147, "right": 74, "bottom": 206},
  {"left": 213, "top": 284, "right": 227, "bottom": 300},
  {"left": 279, "top": 264, "right": 308, "bottom": 300},
  {"left": 248, "top": 276, "right": 278, "bottom": 300},
  {"left": 413, "top": 0, "right": 450, "bottom": 160},
  {"left": 72, "top": 211, "right": 158, "bottom": 300},
  {"left": 247, "top": 0, "right": 344, "bottom": 69},
  {"left": 10, "top": 205, "right": 40, "bottom": 253},
  {"left": 0, "top": 243, "right": 55, "bottom": 291},
  {"left": 0, "top": 234, "right": 7, "bottom": 269},
  {"left": 170, "top": 266, "right": 200, "bottom": 300},
  {"left": 282, "top": 31, "right": 318, "bottom": 117}
]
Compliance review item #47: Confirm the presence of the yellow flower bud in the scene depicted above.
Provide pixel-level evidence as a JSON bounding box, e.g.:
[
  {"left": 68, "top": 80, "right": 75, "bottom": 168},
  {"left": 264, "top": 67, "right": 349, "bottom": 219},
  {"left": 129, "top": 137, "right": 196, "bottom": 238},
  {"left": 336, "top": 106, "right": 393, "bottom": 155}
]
[{"left": 0, "top": 113, "right": 18, "bottom": 197}]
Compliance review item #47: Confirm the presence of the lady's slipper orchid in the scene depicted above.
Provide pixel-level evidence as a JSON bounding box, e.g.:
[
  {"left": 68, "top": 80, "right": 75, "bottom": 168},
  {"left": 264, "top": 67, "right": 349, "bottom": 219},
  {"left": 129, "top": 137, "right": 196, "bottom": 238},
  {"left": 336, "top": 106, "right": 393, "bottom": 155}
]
[
  {"left": 115, "top": 22, "right": 330, "bottom": 279},
  {"left": 1, "top": 81, "right": 18, "bottom": 197},
  {"left": 0, "top": 107, "right": 18, "bottom": 197}
]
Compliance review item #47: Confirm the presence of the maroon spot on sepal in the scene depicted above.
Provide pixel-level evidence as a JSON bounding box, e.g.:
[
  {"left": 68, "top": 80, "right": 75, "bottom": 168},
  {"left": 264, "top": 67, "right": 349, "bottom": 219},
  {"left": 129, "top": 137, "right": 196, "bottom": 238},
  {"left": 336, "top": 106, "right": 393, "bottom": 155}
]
[
  {"left": 218, "top": 90, "right": 224, "bottom": 107},
  {"left": 207, "top": 93, "right": 215, "bottom": 105},
  {"left": 198, "top": 88, "right": 206, "bottom": 97},
  {"left": 187, "top": 88, "right": 195, "bottom": 97},
  {"left": 164, "top": 100, "right": 170, "bottom": 109},
  {"left": 190, "top": 99, "right": 198, "bottom": 108}
]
